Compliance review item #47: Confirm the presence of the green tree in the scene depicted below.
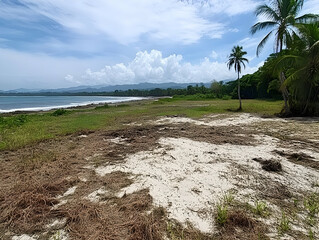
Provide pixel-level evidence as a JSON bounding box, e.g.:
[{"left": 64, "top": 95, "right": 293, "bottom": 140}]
[
  {"left": 251, "top": 0, "right": 318, "bottom": 115},
  {"left": 227, "top": 46, "right": 249, "bottom": 110},
  {"left": 276, "top": 23, "right": 319, "bottom": 115},
  {"left": 210, "top": 81, "right": 223, "bottom": 98}
]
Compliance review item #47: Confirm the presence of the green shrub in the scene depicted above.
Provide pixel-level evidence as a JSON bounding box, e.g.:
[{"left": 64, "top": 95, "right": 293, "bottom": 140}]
[
  {"left": 51, "top": 109, "right": 68, "bottom": 116},
  {"left": 216, "top": 204, "right": 228, "bottom": 226},
  {"left": 222, "top": 95, "right": 232, "bottom": 100},
  {"left": 0, "top": 115, "right": 28, "bottom": 128}
]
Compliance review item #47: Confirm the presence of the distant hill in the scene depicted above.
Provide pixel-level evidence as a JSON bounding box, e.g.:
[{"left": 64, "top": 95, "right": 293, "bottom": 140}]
[{"left": 1, "top": 81, "right": 223, "bottom": 94}]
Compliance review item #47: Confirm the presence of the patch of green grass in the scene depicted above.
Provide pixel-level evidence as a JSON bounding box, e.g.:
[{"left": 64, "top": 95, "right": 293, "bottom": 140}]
[
  {"left": 0, "top": 99, "right": 283, "bottom": 151},
  {"left": 277, "top": 212, "right": 291, "bottom": 235},
  {"left": 216, "top": 204, "right": 228, "bottom": 226},
  {"left": 304, "top": 193, "right": 319, "bottom": 217},
  {"left": 253, "top": 201, "right": 269, "bottom": 217},
  {"left": 0, "top": 114, "right": 28, "bottom": 128},
  {"left": 51, "top": 109, "right": 69, "bottom": 116},
  {"left": 223, "top": 192, "right": 235, "bottom": 205},
  {"left": 308, "top": 228, "right": 315, "bottom": 240}
]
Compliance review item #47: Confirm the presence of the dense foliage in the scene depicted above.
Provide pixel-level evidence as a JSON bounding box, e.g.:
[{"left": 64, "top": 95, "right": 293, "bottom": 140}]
[{"left": 250, "top": 0, "right": 319, "bottom": 116}]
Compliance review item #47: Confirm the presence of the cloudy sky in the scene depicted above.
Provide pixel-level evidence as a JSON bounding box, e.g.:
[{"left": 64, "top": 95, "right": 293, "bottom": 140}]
[{"left": 0, "top": 0, "right": 318, "bottom": 90}]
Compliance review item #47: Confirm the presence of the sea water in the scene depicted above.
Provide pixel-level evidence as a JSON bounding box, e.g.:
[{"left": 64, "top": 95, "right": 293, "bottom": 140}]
[{"left": 0, "top": 96, "right": 145, "bottom": 113}]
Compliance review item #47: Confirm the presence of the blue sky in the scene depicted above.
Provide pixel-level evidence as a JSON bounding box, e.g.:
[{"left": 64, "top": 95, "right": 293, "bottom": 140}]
[{"left": 0, "top": 0, "right": 318, "bottom": 90}]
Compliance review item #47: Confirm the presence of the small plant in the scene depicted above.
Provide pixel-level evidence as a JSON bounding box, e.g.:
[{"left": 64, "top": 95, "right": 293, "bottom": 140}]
[
  {"left": 51, "top": 109, "right": 68, "bottom": 116},
  {"left": 304, "top": 193, "right": 319, "bottom": 217},
  {"left": 253, "top": 200, "right": 269, "bottom": 217},
  {"left": 308, "top": 228, "right": 315, "bottom": 240},
  {"left": 311, "top": 180, "right": 319, "bottom": 188},
  {"left": 293, "top": 198, "right": 299, "bottom": 208},
  {"left": 223, "top": 192, "right": 234, "bottom": 205},
  {"left": 278, "top": 212, "right": 290, "bottom": 235},
  {"left": 216, "top": 204, "right": 228, "bottom": 226},
  {"left": 51, "top": 230, "right": 61, "bottom": 240}
]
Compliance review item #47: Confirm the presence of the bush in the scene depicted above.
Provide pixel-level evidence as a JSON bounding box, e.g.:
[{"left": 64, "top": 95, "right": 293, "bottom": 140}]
[
  {"left": 0, "top": 115, "right": 28, "bottom": 128},
  {"left": 51, "top": 109, "right": 68, "bottom": 116},
  {"left": 222, "top": 95, "right": 232, "bottom": 100}
]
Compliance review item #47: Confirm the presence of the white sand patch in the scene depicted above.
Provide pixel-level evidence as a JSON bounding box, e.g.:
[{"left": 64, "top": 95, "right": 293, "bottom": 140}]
[
  {"left": 12, "top": 235, "right": 38, "bottom": 240},
  {"left": 51, "top": 199, "right": 68, "bottom": 210},
  {"left": 86, "top": 187, "right": 108, "bottom": 203},
  {"left": 57, "top": 186, "right": 77, "bottom": 198},
  {"left": 46, "top": 218, "right": 67, "bottom": 230},
  {"left": 154, "top": 113, "right": 285, "bottom": 127},
  {"left": 95, "top": 135, "right": 319, "bottom": 234},
  {"left": 107, "top": 137, "right": 129, "bottom": 145}
]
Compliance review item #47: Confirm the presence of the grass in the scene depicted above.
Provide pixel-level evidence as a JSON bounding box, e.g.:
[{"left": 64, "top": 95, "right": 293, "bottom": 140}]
[
  {"left": 253, "top": 200, "right": 269, "bottom": 217},
  {"left": 277, "top": 212, "right": 291, "bottom": 235},
  {"left": 0, "top": 98, "right": 283, "bottom": 151},
  {"left": 304, "top": 193, "right": 319, "bottom": 217},
  {"left": 216, "top": 204, "right": 228, "bottom": 226}
]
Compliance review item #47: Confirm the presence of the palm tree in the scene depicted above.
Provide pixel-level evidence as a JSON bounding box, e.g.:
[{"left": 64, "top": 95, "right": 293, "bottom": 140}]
[
  {"left": 251, "top": 0, "right": 318, "bottom": 55},
  {"left": 250, "top": 0, "right": 318, "bottom": 115},
  {"left": 276, "top": 23, "right": 319, "bottom": 115},
  {"left": 227, "top": 46, "right": 249, "bottom": 110}
]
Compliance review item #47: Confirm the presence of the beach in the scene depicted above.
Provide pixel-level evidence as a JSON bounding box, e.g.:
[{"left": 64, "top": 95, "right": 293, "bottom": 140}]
[{"left": 1, "top": 99, "right": 319, "bottom": 240}]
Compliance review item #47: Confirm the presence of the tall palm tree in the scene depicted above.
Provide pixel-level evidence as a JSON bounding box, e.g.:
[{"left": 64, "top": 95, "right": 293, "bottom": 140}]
[
  {"left": 227, "top": 46, "right": 249, "bottom": 110},
  {"left": 250, "top": 0, "right": 318, "bottom": 115}
]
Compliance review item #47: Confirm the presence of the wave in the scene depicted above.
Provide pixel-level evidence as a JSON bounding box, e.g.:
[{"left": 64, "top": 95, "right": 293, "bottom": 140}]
[{"left": 0, "top": 97, "right": 146, "bottom": 113}]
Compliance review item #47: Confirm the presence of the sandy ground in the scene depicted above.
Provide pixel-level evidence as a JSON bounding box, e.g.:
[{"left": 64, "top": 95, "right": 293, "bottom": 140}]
[{"left": 1, "top": 113, "right": 319, "bottom": 240}]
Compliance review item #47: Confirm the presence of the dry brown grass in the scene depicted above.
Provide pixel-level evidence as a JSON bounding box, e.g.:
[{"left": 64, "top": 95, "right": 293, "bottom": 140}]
[
  {"left": 61, "top": 190, "right": 165, "bottom": 240},
  {"left": 0, "top": 179, "right": 72, "bottom": 233},
  {"left": 214, "top": 210, "right": 269, "bottom": 240},
  {"left": 274, "top": 150, "right": 319, "bottom": 170}
]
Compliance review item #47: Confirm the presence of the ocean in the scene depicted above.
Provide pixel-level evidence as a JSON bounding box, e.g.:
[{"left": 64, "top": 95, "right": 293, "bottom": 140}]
[{"left": 0, "top": 96, "right": 145, "bottom": 113}]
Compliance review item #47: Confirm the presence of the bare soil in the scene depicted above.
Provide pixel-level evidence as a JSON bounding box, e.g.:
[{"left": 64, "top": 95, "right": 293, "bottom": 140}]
[{"left": 1, "top": 113, "right": 318, "bottom": 240}]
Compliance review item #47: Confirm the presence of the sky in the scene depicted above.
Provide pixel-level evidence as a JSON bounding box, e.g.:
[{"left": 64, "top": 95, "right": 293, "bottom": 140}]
[{"left": 0, "top": 0, "right": 318, "bottom": 90}]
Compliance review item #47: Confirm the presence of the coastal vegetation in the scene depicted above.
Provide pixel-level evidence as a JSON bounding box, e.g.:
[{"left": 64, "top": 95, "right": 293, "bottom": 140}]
[
  {"left": 250, "top": 0, "right": 319, "bottom": 116},
  {"left": 0, "top": 99, "right": 283, "bottom": 151}
]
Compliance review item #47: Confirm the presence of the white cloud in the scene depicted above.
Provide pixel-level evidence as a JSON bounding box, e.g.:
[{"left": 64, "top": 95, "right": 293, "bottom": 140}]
[
  {"left": 0, "top": 48, "right": 108, "bottom": 90},
  {"left": 15, "top": 0, "right": 226, "bottom": 45},
  {"left": 6, "top": 0, "right": 260, "bottom": 46},
  {"left": 80, "top": 50, "right": 258, "bottom": 85},
  {"left": 301, "top": 0, "right": 319, "bottom": 15},
  {"left": 238, "top": 37, "right": 260, "bottom": 49},
  {"left": 195, "top": 0, "right": 259, "bottom": 16}
]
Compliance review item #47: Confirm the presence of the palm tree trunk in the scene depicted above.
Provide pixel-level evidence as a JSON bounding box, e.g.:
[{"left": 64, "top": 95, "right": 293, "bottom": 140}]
[
  {"left": 238, "top": 71, "right": 242, "bottom": 110},
  {"left": 280, "top": 72, "right": 290, "bottom": 115},
  {"left": 278, "top": 43, "right": 291, "bottom": 116}
]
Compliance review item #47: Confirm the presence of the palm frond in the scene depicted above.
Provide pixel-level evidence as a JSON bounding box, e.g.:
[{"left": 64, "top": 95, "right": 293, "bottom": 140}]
[
  {"left": 256, "top": 31, "right": 273, "bottom": 56},
  {"left": 295, "top": 14, "right": 319, "bottom": 24},
  {"left": 255, "top": 4, "right": 279, "bottom": 21}
]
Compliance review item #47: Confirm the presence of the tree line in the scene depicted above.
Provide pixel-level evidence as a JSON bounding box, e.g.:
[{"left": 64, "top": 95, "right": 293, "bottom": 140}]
[{"left": 228, "top": 0, "right": 319, "bottom": 116}]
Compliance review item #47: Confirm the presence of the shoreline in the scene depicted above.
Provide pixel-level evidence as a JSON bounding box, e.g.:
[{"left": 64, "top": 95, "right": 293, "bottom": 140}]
[{"left": 0, "top": 96, "right": 154, "bottom": 115}]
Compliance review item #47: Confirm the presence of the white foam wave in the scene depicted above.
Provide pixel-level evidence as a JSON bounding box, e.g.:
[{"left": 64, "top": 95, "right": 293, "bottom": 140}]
[{"left": 0, "top": 97, "right": 146, "bottom": 113}]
